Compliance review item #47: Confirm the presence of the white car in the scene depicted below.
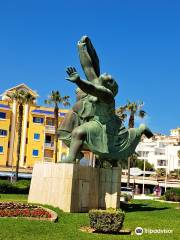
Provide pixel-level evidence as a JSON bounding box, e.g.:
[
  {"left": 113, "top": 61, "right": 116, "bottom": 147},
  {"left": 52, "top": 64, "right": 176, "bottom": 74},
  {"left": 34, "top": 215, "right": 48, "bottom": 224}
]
[{"left": 120, "top": 187, "right": 134, "bottom": 200}]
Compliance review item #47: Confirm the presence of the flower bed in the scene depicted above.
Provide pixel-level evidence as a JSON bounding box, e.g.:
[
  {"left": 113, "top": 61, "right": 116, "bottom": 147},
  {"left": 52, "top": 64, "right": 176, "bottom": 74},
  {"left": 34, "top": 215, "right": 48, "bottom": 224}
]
[{"left": 0, "top": 202, "right": 56, "bottom": 221}]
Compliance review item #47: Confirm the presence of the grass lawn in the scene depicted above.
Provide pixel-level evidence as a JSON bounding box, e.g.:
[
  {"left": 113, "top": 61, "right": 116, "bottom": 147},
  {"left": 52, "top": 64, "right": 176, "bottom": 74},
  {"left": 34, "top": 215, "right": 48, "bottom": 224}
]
[
  {"left": 0, "top": 194, "right": 27, "bottom": 202},
  {"left": 0, "top": 194, "right": 179, "bottom": 240}
]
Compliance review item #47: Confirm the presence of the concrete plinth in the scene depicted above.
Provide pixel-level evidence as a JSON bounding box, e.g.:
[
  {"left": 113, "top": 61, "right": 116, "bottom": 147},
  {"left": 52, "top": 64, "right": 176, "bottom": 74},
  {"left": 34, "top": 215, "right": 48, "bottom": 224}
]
[
  {"left": 99, "top": 167, "right": 122, "bottom": 209},
  {"left": 28, "top": 163, "right": 121, "bottom": 212}
]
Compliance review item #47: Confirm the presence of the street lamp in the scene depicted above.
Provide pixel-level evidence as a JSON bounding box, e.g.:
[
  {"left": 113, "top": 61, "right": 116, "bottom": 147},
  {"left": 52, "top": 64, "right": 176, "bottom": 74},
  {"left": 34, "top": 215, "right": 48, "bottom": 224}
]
[
  {"left": 164, "top": 159, "right": 168, "bottom": 192},
  {"left": 142, "top": 158, "right": 146, "bottom": 195}
]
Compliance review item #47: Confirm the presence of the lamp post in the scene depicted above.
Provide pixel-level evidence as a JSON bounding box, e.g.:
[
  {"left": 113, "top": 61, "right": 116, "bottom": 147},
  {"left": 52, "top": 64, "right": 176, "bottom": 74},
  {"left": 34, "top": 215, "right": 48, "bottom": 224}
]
[
  {"left": 142, "top": 159, "right": 146, "bottom": 195},
  {"left": 165, "top": 159, "right": 168, "bottom": 192}
]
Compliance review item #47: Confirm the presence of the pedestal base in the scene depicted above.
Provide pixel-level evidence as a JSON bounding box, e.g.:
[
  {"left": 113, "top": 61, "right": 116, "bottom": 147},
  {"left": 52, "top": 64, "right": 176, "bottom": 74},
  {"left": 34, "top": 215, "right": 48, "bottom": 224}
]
[{"left": 28, "top": 163, "right": 121, "bottom": 212}]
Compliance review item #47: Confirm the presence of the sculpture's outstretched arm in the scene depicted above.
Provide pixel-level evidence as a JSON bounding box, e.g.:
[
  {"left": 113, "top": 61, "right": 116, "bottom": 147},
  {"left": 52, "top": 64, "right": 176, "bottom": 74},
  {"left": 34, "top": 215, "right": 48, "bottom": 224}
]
[
  {"left": 66, "top": 67, "right": 114, "bottom": 103},
  {"left": 77, "top": 36, "right": 100, "bottom": 81}
]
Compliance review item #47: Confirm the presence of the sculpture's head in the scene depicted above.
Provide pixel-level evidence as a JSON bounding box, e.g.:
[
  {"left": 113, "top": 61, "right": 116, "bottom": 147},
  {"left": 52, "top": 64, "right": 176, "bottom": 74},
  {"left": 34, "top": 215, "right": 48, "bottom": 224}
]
[{"left": 100, "top": 73, "right": 118, "bottom": 97}]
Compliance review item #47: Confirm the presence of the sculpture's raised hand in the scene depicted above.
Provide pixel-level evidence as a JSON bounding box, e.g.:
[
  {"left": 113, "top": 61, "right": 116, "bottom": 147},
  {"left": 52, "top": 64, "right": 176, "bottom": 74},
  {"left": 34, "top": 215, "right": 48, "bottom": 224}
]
[{"left": 66, "top": 67, "right": 80, "bottom": 83}]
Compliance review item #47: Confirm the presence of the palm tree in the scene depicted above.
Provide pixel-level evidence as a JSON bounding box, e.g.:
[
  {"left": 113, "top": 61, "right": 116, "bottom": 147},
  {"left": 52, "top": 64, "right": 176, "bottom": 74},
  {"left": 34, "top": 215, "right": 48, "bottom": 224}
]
[
  {"left": 126, "top": 101, "right": 146, "bottom": 187},
  {"left": 126, "top": 100, "right": 146, "bottom": 128},
  {"left": 7, "top": 90, "right": 35, "bottom": 181},
  {"left": 45, "top": 91, "right": 70, "bottom": 163},
  {"left": 117, "top": 100, "right": 146, "bottom": 187},
  {"left": 116, "top": 105, "right": 127, "bottom": 122}
]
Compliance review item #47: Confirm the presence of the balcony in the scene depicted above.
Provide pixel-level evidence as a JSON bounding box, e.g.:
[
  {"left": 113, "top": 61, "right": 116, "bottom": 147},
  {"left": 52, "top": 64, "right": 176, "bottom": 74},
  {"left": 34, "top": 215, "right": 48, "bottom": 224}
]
[
  {"left": 45, "top": 125, "right": 55, "bottom": 134},
  {"left": 44, "top": 157, "right": 53, "bottom": 162},
  {"left": 157, "top": 160, "right": 167, "bottom": 167},
  {"left": 44, "top": 142, "right": 55, "bottom": 150}
]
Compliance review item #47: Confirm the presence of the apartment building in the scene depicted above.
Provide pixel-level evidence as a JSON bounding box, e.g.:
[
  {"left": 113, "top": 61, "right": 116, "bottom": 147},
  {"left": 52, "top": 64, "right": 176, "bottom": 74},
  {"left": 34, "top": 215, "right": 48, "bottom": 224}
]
[
  {"left": 136, "top": 134, "right": 180, "bottom": 173},
  {"left": 0, "top": 84, "right": 69, "bottom": 168}
]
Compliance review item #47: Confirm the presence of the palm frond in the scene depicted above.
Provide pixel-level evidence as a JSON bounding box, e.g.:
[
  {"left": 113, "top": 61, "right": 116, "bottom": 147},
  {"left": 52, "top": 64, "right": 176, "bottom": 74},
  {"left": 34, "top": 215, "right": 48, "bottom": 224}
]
[
  {"left": 45, "top": 90, "right": 70, "bottom": 107},
  {"left": 138, "top": 110, "right": 146, "bottom": 118},
  {"left": 44, "top": 99, "right": 52, "bottom": 105}
]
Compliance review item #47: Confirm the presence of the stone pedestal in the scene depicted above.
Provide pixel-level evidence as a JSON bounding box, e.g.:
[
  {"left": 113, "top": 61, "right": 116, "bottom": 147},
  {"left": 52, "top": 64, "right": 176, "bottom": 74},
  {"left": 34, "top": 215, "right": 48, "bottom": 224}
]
[
  {"left": 28, "top": 163, "right": 121, "bottom": 212},
  {"left": 99, "top": 167, "right": 122, "bottom": 209}
]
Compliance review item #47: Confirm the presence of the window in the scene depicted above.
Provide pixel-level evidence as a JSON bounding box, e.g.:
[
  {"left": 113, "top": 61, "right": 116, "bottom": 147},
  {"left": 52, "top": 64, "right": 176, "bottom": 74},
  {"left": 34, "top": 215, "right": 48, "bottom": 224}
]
[
  {"left": 46, "top": 118, "right": 54, "bottom": 126},
  {"left": 33, "top": 117, "right": 44, "bottom": 124},
  {"left": 34, "top": 133, "right": 40, "bottom": 140},
  {"left": 0, "top": 146, "right": 3, "bottom": 153},
  {"left": 0, "top": 129, "right": 7, "bottom": 136},
  {"left": 32, "top": 149, "right": 39, "bottom": 156},
  {"left": 45, "top": 135, "right": 52, "bottom": 143},
  {"left": 157, "top": 160, "right": 167, "bottom": 166},
  {"left": 0, "top": 112, "right": 6, "bottom": 119}
]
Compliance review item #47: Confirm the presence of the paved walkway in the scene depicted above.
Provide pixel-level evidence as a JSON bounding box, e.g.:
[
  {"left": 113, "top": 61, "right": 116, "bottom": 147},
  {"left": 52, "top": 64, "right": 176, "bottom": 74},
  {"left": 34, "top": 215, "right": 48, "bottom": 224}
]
[{"left": 134, "top": 194, "right": 159, "bottom": 200}]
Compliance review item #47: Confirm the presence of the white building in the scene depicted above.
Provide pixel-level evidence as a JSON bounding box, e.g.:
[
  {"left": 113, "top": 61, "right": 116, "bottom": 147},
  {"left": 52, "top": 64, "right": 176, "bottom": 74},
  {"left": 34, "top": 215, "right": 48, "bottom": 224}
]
[
  {"left": 170, "top": 127, "right": 180, "bottom": 141},
  {"left": 136, "top": 133, "right": 180, "bottom": 173}
]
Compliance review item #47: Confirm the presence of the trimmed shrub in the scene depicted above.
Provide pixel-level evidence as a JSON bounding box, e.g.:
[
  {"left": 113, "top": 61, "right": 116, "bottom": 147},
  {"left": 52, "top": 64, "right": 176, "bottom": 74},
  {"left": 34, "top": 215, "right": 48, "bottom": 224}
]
[
  {"left": 165, "top": 188, "right": 180, "bottom": 202},
  {"left": 0, "top": 180, "right": 30, "bottom": 194},
  {"left": 89, "top": 208, "right": 125, "bottom": 233}
]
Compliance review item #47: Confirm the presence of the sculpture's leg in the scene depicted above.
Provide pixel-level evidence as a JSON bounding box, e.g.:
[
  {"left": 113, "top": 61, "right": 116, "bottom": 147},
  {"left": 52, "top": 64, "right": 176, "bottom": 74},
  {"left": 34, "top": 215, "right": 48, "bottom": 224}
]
[{"left": 64, "top": 127, "right": 87, "bottom": 163}]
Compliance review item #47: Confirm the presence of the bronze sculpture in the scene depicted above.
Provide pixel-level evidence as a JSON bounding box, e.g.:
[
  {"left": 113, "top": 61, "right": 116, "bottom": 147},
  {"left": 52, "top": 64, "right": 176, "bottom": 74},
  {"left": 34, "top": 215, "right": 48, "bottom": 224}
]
[{"left": 58, "top": 36, "right": 153, "bottom": 165}]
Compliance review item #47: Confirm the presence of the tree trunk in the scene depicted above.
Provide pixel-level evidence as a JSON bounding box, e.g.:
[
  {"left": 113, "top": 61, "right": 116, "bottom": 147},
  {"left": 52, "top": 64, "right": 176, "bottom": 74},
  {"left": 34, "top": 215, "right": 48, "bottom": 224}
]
[
  {"left": 128, "top": 111, "right": 134, "bottom": 128},
  {"left": 15, "top": 104, "right": 23, "bottom": 181},
  {"left": 127, "top": 111, "right": 135, "bottom": 187},
  {"left": 54, "top": 105, "right": 59, "bottom": 163},
  {"left": 127, "top": 156, "right": 131, "bottom": 187}
]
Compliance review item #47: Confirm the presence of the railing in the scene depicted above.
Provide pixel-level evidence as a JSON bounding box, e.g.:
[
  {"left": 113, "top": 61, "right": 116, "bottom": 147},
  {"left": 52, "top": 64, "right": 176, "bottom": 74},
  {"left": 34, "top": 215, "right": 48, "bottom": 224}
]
[
  {"left": 44, "top": 142, "right": 55, "bottom": 149},
  {"left": 45, "top": 125, "right": 55, "bottom": 133},
  {"left": 44, "top": 157, "right": 53, "bottom": 162}
]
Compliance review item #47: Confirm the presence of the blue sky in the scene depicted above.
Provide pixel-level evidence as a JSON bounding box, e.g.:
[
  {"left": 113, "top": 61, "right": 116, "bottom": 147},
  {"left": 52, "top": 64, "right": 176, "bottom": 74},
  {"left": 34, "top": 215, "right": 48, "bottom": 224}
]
[{"left": 0, "top": 0, "right": 179, "bottom": 134}]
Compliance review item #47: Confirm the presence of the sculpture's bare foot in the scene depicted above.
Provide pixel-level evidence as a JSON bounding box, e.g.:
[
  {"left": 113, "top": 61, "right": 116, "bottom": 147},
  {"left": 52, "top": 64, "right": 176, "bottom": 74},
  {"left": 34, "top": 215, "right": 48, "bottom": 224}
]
[
  {"left": 144, "top": 128, "right": 154, "bottom": 138},
  {"left": 139, "top": 124, "right": 154, "bottom": 139},
  {"left": 77, "top": 152, "right": 84, "bottom": 160}
]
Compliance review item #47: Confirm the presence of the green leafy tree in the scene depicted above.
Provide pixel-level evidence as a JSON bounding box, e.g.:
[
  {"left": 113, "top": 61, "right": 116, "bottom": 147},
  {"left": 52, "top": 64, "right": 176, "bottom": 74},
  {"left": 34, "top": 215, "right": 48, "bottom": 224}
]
[
  {"left": 176, "top": 150, "right": 180, "bottom": 179},
  {"left": 7, "top": 90, "right": 35, "bottom": 181},
  {"left": 45, "top": 91, "right": 70, "bottom": 163},
  {"left": 178, "top": 150, "right": 180, "bottom": 160},
  {"left": 156, "top": 168, "right": 166, "bottom": 178},
  {"left": 133, "top": 158, "right": 154, "bottom": 171}
]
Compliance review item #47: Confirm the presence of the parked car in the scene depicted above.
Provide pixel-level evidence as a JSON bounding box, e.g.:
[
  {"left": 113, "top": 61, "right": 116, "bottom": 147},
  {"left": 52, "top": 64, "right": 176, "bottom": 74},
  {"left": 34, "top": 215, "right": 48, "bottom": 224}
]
[{"left": 120, "top": 187, "right": 134, "bottom": 201}]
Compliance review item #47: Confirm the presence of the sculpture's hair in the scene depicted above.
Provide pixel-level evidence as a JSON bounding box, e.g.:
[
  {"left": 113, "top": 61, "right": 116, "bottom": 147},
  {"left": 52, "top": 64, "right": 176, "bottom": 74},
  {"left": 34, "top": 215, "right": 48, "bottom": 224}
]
[{"left": 101, "top": 74, "right": 118, "bottom": 97}]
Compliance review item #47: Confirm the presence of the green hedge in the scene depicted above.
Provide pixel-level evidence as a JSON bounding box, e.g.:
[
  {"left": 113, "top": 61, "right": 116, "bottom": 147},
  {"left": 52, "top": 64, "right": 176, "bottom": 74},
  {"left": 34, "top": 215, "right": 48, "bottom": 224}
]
[
  {"left": 89, "top": 208, "right": 125, "bottom": 233},
  {"left": 0, "top": 180, "right": 30, "bottom": 194},
  {"left": 165, "top": 188, "right": 180, "bottom": 202}
]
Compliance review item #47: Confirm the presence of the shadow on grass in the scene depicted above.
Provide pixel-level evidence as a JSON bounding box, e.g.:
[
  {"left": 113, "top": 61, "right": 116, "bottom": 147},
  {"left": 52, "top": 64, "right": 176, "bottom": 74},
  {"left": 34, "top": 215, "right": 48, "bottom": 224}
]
[{"left": 120, "top": 202, "right": 169, "bottom": 212}]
